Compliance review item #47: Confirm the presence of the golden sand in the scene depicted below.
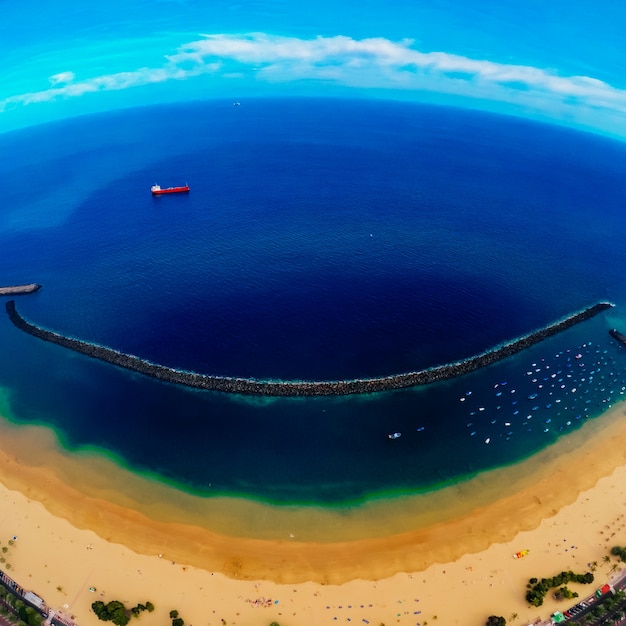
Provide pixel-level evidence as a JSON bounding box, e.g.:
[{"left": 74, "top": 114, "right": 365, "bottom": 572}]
[{"left": 2, "top": 399, "right": 626, "bottom": 626}]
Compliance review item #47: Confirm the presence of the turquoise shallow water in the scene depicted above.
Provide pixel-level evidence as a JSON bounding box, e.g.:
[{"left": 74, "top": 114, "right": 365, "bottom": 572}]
[{"left": 1, "top": 98, "right": 626, "bottom": 503}]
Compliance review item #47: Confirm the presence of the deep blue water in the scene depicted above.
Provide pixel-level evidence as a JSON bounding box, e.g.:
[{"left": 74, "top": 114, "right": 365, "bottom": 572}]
[{"left": 1, "top": 98, "right": 626, "bottom": 504}]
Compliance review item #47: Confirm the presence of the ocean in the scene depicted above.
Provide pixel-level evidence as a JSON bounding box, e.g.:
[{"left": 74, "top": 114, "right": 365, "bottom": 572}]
[{"left": 1, "top": 97, "right": 626, "bottom": 505}]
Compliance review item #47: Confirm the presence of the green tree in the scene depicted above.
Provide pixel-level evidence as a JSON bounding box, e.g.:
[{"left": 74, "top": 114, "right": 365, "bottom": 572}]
[
  {"left": 172, "top": 618, "right": 184, "bottom": 626},
  {"left": 169, "top": 611, "right": 179, "bottom": 619},
  {"left": 110, "top": 609, "right": 129, "bottom": 626},
  {"left": 145, "top": 603, "right": 154, "bottom": 612},
  {"left": 554, "top": 586, "right": 578, "bottom": 600},
  {"left": 106, "top": 601, "right": 130, "bottom": 626},
  {"left": 91, "top": 600, "right": 131, "bottom": 626},
  {"left": 610, "top": 546, "right": 626, "bottom": 561},
  {"left": 525, "top": 568, "right": 593, "bottom": 606},
  {"left": 92, "top": 601, "right": 107, "bottom": 619},
  {"left": 22, "top": 606, "right": 43, "bottom": 626}
]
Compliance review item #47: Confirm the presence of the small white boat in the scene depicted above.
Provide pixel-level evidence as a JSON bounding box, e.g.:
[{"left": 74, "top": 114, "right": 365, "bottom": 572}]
[{"left": 388, "top": 432, "right": 402, "bottom": 440}]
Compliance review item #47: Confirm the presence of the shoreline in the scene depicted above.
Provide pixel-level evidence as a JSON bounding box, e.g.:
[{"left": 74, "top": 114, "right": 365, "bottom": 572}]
[
  {"left": 1, "top": 398, "right": 626, "bottom": 577},
  {"left": 1, "top": 402, "right": 626, "bottom": 625},
  {"left": 5, "top": 299, "right": 613, "bottom": 396}
]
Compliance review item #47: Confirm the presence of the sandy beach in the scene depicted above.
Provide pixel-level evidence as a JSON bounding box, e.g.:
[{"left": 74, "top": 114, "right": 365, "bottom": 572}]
[{"left": 2, "top": 399, "right": 626, "bottom": 626}]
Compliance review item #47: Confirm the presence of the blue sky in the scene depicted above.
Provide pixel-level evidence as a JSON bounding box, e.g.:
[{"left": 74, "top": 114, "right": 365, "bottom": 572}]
[{"left": 1, "top": 0, "right": 626, "bottom": 137}]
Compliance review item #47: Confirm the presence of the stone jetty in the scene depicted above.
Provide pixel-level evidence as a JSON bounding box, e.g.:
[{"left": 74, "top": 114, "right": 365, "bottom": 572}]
[
  {"left": 0, "top": 283, "right": 41, "bottom": 295},
  {"left": 609, "top": 328, "right": 626, "bottom": 348},
  {"left": 5, "top": 300, "right": 614, "bottom": 397}
]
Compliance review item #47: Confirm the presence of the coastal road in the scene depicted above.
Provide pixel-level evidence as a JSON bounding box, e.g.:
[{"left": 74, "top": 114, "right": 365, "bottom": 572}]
[{"left": 566, "top": 570, "right": 626, "bottom": 624}]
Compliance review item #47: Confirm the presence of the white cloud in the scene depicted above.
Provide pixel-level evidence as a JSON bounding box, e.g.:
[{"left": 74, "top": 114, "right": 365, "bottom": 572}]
[
  {"left": 2, "top": 62, "right": 221, "bottom": 109},
  {"left": 3, "top": 32, "right": 626, "bottom": 134},
  {"left": 49, "top": 71, "right": 75, "bottom": 85}
]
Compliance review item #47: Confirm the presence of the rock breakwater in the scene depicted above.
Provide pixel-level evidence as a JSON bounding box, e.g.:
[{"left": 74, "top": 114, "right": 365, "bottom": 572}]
[
  {"left": 609, "top": 328, "right": 626, "bottom": 348},
  {"left": 5, "top": 300, "right": 614, "bottom": 397},
  {"left": 0, "top": 284, "right": 41, "bottom": 296}
]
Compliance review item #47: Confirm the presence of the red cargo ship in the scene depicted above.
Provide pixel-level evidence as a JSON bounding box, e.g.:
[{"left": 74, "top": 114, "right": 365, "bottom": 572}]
[{"left": 151, "top": 184, "right": 190, "bottom": 195}]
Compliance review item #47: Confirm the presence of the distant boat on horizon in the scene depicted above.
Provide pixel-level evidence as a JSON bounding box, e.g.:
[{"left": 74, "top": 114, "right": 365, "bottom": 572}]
[{"left": 151, "top": 184, "right": 190, "bottom": 195}]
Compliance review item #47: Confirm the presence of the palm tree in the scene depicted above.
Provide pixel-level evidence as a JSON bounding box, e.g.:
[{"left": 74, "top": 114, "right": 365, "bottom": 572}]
[
  {"left": 603, "top": 554, "right": 612, "bottom": 566},
  {"left": 509, "top": 611, "right": 519, "bottom": 622}
]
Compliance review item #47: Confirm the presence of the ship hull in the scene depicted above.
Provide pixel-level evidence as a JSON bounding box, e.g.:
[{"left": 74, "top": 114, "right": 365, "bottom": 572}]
[{"left": 151, "top": 186, "right": 190, "bottom": 195}]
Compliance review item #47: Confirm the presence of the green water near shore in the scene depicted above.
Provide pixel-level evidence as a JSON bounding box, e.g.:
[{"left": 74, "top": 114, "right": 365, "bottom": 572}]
[{"left": 1, "top": 386, "right": 623, "bottom": 543}]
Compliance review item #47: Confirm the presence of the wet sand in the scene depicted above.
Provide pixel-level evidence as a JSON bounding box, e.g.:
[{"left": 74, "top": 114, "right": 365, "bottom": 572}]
[{"left": 1, "top": 400, "right": 626, "bottom": 625}]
